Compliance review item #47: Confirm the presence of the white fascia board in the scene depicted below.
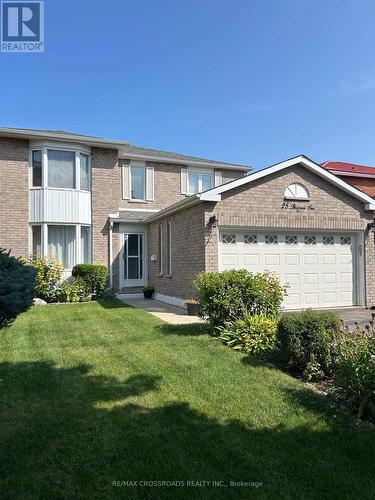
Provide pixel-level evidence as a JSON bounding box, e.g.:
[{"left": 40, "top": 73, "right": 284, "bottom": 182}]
[
  {"left": 119, "top": 152, "right": 251, "bottom": 171},
  {"left": 365, "top": 203, "right": 375, "bottom": 210},
  {"left": 144, "top": 195, "right": 201, "bottom": 223},
  {"left": 0, "top": 127, "right": 128, "bottom": 149},
  {"left": 202, "top": 155, "right": 375, "bottom": 210},
  {"left": 199, "top": 193, "right": 222, "bottom": 201}
]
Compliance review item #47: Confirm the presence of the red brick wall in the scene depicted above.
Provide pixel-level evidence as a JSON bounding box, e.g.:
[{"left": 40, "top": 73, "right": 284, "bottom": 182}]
[{"left": 338, "top": 175, "right": 375, "bottom": 198}]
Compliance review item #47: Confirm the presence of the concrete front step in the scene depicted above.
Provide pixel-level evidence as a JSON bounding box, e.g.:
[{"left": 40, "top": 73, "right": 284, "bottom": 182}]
[{"left": 121, "top": 287, "right": 144, "bottom": 294}]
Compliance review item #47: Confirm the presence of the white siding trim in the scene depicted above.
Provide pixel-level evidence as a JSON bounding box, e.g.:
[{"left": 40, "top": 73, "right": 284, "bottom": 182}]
[
  {"left": 146, "top": 165, "right": 155, "bottom": 201},
  {"left": 180, "top": 167, "right": 188, "bottom": 194},
  {"left": 214, "top": 170, "right": 222, "bottom": 187},
  {"left": 122, "top": 164, "right": 130, "bottom": 199}
]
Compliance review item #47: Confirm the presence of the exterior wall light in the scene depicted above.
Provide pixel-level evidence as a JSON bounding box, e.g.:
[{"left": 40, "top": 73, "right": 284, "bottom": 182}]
[{"left": 209, "top": 215, "right": 218, "bottom": 228}]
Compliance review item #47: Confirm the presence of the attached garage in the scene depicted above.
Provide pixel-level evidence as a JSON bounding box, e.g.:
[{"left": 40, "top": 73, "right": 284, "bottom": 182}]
[{"left": 219, "top": 230, "right": 364, "bottom": 310}]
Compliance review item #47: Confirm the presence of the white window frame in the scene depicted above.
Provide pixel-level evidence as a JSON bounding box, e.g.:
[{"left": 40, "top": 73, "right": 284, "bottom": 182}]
[
  {"left": 29, "top": 223, "right": 92, "bottom": 270},
  {"left": 284, "top": 182, "right": 310, "bottom": 201},
  {"left": 129, "top": 161, "right": 146, "bottom": 201},
  {"left": 28, "top": 142, "right": 91, "bottom": 192},
  {"left": 187, "top": 168, "right": 214, "bottom": 195}
]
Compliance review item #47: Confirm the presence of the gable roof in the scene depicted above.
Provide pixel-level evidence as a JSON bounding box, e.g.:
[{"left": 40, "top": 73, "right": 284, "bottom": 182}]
[
  {"left": 118, "top": 144, "right": 251, "bottom": 171},
  {"left": 322, "top": 160, "right": 375, "bottom": 178},
  {"left": 145, "top": 155, "right": 375, "bottom": 223}
]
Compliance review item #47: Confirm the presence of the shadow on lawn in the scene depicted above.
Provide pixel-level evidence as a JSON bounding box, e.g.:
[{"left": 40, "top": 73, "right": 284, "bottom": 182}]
[
  {"left": 156, "top": 323, "right": 208, "bottom": 337},
  {"left": 0, "top": 361, "right": 374, "bottom": 500}
]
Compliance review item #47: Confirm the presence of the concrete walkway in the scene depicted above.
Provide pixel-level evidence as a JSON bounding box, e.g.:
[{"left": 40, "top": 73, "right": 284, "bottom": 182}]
[
  {"left": 116, "top": 296, "right": 203, "bottom": 325},
  {"left": 328, "top": 307, "right": 374, "bottom": 329}
]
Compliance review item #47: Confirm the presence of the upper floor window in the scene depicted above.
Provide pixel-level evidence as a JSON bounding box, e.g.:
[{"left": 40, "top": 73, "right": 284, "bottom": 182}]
[
  {"left": 188, "top": 171, "right": 214, "bottom": 194},
  {"left": 122, "top": 161, "right": 154, "bottom": 202},
  {"left": 48, "top": 150, "right": 76, "bottom": 189},
  {"left": 130, "top": 164, "right": 145, "bottom": 200},
  {"left": 32, "top": 150, "right": 42, "bottom": 187},
  {"left": 30, "top": 146, "right": 91, "bottom": 191},
  {"left": 80, "top": 153, "right": 90, "bottom": 191},
  {"left": 284, "top": 183, "right": 309, "bottom": 200}
]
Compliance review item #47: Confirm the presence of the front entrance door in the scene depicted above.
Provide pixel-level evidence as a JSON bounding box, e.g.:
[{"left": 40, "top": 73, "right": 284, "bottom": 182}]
[{"left": 123, "top": 233, "right": 144, "bottom": 287}]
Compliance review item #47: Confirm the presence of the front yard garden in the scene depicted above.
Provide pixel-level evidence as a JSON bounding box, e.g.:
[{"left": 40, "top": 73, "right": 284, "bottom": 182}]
[{"left": 0, "top": 300, "right": 374, "bottom": 499}]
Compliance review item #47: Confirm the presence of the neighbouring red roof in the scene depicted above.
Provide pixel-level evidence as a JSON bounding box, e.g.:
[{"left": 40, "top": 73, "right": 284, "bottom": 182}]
[{"left": 322, "top": 161, "right": 375, "bottom": 176}]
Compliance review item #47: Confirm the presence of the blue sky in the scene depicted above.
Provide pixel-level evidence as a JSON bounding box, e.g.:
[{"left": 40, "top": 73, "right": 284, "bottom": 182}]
[{"left": 1, "top": 0, "right": 375, "bottom": 169}]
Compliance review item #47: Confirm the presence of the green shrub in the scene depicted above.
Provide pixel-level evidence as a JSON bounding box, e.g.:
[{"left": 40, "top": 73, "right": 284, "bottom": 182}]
[
  {"left": 194, "top": 270, "right": 286, "bottom": 330},
  {"left": 0, "top": 249, "right": 36, "bottom": 327},
  {"left": 55, "top": 281, "right": 80, "bottom": 303},
  {"left": 219, "top": 314, "right": 277, "bottom": 355},
  {"left": 276, "top": 310, "right": 342, "bottom": 380},
  {"left": 72, "top": 264, "right": 108, "bottom": 298},
  {"left": 334, "top": 332, "right": 375, "bottom": 420},
  {"left": 55, "top": 278, "right": 92, "bottom": 303},
  {"left": 26, "top": 255, "right": 63, "bottom": 303}
]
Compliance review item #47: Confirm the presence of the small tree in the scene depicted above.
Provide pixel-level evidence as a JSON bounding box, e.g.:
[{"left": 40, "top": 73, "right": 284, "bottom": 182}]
[{"left": 0, "top": 249, "right": 36, "bottom": 327}]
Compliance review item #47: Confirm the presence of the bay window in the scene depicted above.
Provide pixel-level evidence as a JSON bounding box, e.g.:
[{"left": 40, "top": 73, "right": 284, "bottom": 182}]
[
  {"left": 80, "top": 153, "right": 90, "bottom": 191},
  {"left": 48, "top": 150, "right": 76, "bottom": 189},
  {"left": 32, "top": 150, "right": 42, "bottom": 187},
  {"left": 31, "top": 225, "right": 42, "bottom": 255},
  {"left": 48, "top": 225, "right": 76, "bottom": 269},
  {"left": 80, "top": 225, "right": 91, "bottom": 264},
  {"left": 31, "top": 224, "right": 91, "bottom": 270},
  {"left": 30, "top": 146, "right": 91, "bottom": 191}
]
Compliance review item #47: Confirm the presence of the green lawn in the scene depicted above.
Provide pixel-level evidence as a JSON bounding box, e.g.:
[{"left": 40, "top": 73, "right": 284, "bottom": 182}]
[{"left": 0, "top": 301, "right": 374, "bottom": 500}]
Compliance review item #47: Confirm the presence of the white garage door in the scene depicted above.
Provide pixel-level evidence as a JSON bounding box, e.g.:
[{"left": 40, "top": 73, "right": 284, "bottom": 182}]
[{"left": 219, "top": 231, "right": 358, "bottom": 309}]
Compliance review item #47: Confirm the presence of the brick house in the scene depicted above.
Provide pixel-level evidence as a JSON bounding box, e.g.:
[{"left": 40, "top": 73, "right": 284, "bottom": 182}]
[{"left": 1, "top": 127, "right": 375, "bottom": 310}]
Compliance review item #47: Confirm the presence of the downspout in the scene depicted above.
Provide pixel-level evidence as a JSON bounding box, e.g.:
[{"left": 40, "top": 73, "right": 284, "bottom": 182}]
[{"left": 108, "top": 220, "right": 113, "bottom": 289}]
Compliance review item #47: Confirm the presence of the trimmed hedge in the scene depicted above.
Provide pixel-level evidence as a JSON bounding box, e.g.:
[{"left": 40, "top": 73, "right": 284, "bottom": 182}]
[
  {"left": 276, "top": 310, "right": 342, "bottom": 380},
  {"left": 195, "top": 269, "right": 286, "bottom": 330},
  {"left": 72, "top": 264, "right": 108, "bottom": 298},
  {"left": 0, "top": 248, "right": 36, "bottom": 327}
]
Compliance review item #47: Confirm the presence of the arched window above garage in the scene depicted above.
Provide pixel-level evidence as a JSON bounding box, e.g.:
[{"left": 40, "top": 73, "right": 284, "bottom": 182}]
[{"left": 284, "top": 183, "right": 310, "bottom": 200}]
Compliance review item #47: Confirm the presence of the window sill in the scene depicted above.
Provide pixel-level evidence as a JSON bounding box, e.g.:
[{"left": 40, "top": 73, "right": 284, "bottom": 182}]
[
  {"left": 128, "top": 199, "right": 148, "bottom": 203},
  {"left": 29, "top": 187, "right": 91, "bottom": 193}
]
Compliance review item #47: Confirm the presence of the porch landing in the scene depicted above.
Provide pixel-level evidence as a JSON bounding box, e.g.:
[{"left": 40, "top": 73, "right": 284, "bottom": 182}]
[{"left": 116, "top": 296, "right": 203, "bottom": 325}]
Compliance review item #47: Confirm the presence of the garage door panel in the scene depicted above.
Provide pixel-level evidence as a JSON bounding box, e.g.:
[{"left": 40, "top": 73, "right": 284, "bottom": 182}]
[
  {"left": 304, "top": 254, "right": 318, "bottom": 265},
  {"left": 219, "top": 231, "right": 357, "bottom": 309},
  {"left": 221, "top": 255, "right": 238, "bottom": 267},
  {"left": 285, "top": 293, "right": 301, "bottom": 307},
  {"left": 244, "top": 255, "right": 259, "bottom": 266},
  {"left": 265, "top": 254, "right": 280, "bottom": 265},
  {"left": 285, "top": 254, "right": 300, "bottom": 265},
  {"left": 323, "top": 254, "right": 336, "bottom": 265}
]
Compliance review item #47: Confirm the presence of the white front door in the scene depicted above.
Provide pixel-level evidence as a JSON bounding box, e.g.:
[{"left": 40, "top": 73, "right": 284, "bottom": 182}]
[
  {"left": 123, "top": 233, "right": 145, "bottom": 287},
  {"left": 219, "top": 231, "right": 361, "bottom": 310}
]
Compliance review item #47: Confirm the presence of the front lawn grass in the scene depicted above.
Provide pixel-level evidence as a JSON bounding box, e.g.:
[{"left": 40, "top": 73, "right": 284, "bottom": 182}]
[{"left": 0, "top": 300, "right": 374, "bottom": 499}]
